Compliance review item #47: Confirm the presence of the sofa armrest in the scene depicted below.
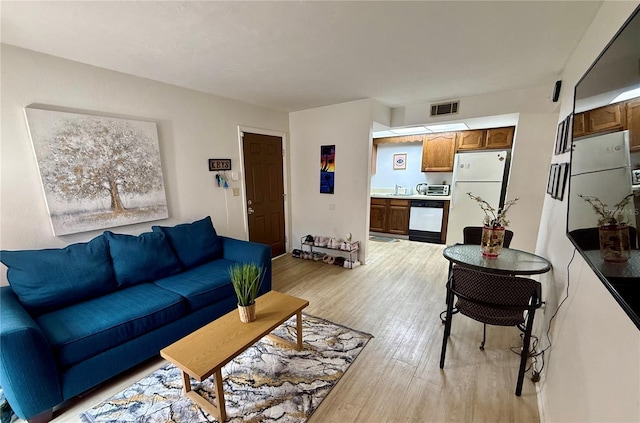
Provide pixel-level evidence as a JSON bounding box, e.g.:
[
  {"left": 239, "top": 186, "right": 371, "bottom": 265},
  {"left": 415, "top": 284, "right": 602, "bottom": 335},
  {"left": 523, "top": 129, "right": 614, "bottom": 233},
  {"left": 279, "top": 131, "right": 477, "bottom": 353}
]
[
  {"left": 220, "top": 237, "right": 272, "bottom": 294},
  {"left": 0, "top": 287, "right": 62, "bottom": 420}
]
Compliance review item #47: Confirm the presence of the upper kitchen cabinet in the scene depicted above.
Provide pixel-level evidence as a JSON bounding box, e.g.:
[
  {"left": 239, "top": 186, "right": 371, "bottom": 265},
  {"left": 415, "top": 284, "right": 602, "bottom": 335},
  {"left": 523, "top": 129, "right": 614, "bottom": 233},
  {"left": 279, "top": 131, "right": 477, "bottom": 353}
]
[
  {"left": 588, "top": 103, "right": 626, "bottom": 133},
  {"left": 456, "top": 126, "right": 514, "bottom": 151},
  {"left": 573, "top": 112, "right": 587, "bottom": 138},
  {"left": 572, "top": 99, "right": 639, "bottom": 150},
  {"left": 627, "top": 99, "right": 640, "bottom": 151},
  {"left": 421, "top": 132, "right": 456, "bottom": 172},
  {"left": 574, "top": 103, "right": 626, "bottom": 139},
  {"left": 456, "top": 130, "right": 485, "bottom": 151},
  {"left": 485, "top": 126, "right": 515, "bottom": 149}
]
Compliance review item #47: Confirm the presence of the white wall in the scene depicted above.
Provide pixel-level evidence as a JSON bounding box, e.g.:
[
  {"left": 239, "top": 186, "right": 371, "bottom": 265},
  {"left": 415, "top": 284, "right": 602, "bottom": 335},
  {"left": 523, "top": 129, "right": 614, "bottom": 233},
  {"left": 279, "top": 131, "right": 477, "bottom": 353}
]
[
  {"left": 535, "top": 2, "right": 640, "bottom": 422},
  {"left": 0, "top": 45, "right": 289, "bottom": 284},
  {"left": 289, "top": 99, "right": 388, "bottom": 263}
]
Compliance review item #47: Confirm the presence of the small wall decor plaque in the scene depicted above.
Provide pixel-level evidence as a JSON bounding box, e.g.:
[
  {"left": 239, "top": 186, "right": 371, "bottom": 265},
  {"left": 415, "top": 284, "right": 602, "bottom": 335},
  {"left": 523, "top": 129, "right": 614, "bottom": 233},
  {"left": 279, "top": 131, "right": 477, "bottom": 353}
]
[
  {"left": 393, "top": 153, "right": 407, "bottom": 170},
  {"left": 209, "top": 159, "right": 232, "bottom": 171}
]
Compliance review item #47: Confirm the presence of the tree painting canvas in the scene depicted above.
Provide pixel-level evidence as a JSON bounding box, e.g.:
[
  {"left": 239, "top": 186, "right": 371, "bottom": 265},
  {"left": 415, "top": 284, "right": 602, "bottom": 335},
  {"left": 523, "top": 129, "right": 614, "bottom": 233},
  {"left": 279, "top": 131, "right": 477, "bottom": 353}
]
[
  {"left": 24, "top": 108, "right": 169, "bottom": 236},
  {"left": 320, "top": 145, "right": 335, "bottom": 194}
]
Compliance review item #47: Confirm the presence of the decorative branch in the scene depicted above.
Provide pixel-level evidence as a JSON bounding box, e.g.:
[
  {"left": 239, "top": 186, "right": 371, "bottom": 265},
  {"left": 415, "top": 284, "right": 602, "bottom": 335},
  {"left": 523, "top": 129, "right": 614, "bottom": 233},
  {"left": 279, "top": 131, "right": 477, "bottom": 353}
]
[{"left": 467, "top": 192, "right": 519, "bottom": 228}]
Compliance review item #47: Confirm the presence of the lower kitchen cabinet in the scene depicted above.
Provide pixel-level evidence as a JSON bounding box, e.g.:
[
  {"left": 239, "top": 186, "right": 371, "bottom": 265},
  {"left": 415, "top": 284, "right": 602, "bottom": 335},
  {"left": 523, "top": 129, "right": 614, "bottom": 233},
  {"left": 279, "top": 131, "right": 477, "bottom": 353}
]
[
  {"left": 369, "top": 198, "right": 410, "bottom": 235},
  {"left": 369, "top": 199, "right": 387, "bottom": 232}
]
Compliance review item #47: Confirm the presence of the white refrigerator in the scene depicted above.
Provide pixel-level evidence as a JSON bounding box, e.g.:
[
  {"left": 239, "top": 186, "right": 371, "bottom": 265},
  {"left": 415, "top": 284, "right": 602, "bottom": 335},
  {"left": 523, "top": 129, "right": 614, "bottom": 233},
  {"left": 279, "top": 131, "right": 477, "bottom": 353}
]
[
  {"left": 446, "top": 150, "right": 508, "bottom": 245},
  {"left": 568, "top": 130, "right": 633, "bottom": 231}
]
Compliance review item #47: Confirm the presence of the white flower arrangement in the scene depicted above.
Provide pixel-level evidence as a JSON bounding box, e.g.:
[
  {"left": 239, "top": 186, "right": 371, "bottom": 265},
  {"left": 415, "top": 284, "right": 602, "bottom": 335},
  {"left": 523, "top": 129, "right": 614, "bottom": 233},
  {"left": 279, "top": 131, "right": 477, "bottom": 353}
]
[
  {"left": 578, "top": 193, "right": 633, "bottom": 227},
  {"left": 467, "top": 192, "right": 519, "bottom": 228}
]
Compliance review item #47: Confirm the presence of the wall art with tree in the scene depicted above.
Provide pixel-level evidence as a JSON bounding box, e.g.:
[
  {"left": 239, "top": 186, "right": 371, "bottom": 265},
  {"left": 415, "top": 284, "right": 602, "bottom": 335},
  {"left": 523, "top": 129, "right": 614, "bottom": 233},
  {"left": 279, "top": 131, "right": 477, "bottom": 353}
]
[{"left": 25, "top": 107, "right": 169, "bottom": 235}]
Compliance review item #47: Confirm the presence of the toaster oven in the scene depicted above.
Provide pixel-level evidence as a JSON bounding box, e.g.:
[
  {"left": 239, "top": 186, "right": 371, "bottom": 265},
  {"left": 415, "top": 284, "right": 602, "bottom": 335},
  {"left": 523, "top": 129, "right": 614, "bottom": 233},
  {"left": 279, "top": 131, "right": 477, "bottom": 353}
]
[{"left": 426, "top": 184, "right": 450, "bottom": 196}]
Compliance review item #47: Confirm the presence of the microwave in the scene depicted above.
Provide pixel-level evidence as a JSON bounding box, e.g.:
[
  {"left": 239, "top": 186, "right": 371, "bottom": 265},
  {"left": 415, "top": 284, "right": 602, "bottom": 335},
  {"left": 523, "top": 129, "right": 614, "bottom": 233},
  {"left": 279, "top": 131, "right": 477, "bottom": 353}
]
[{"left": 426, "top": 184, "right": 450, "bottom": 196}]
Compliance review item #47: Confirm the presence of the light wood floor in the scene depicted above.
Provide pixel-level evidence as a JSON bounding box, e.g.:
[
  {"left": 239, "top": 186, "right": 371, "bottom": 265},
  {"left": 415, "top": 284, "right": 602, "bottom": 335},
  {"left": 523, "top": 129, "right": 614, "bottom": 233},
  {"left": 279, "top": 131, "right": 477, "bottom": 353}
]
[{"left": 47, "top": 239, "right": 540, "bottom": 423}]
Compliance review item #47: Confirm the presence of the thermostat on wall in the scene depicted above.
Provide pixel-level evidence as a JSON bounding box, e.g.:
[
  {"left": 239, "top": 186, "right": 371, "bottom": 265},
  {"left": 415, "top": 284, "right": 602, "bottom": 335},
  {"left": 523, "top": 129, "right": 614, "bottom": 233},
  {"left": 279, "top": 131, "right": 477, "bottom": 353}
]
[{"left": 208, "top": 159, "right": 231, "bottom": 171}]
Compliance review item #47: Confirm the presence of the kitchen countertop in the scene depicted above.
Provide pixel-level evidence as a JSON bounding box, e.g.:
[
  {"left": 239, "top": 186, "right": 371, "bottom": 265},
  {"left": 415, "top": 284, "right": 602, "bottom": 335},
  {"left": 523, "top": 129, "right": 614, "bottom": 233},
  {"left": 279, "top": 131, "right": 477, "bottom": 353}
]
[{"left": 370, "top": 193, "right": 452, "bottom": 201}]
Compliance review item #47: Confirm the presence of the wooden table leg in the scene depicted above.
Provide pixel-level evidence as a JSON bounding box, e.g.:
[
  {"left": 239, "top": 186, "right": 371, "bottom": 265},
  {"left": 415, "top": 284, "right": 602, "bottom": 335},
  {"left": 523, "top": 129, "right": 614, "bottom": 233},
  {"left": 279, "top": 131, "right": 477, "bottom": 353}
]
[
  {"left": 265, "top": 311, "right": 304, "bottom": 351},
  {"left": 295, "top": 310, "right": 303, "bottom": 350},
  {"left": 181, "top": 369, "right": 227, "bottom": 422}
]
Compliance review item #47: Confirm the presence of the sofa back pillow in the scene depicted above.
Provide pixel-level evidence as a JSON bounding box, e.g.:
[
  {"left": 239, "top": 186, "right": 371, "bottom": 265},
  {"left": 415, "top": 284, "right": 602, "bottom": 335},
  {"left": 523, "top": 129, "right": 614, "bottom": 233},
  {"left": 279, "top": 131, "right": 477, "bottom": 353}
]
[
  {"left": 104, "top": 231, "right": 181, "bottom": 287},
  {"left": 152, "top": 216, "right": 223, "bottom": 269},
  {"left": 0, "top": 234, "right": 117, "bottom": 314}
]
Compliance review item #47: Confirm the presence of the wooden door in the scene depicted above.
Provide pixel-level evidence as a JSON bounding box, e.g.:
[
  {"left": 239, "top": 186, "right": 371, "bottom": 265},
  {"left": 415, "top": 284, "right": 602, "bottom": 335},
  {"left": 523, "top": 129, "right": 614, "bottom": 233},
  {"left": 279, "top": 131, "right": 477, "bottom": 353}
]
[
  {"left": 485, "top": 126, "right": 514, "bottom": 149},
  {"left": 422, "top": 133, "right": 456, "bottom": 172},
  {"left": 242, "top": 133, "right": 285, "bottom": 257},
  {"left": 456, "top": 130, "right": 485, "bottom": 151},
  {"left": 627, "top": 99, "right": 640, "bottom": 152}
]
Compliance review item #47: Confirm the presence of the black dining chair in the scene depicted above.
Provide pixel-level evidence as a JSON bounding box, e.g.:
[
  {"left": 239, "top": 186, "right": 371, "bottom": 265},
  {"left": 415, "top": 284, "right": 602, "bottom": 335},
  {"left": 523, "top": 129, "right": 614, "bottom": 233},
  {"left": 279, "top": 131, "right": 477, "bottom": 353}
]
[
  {"left": 439, "top": 226, "right": 515, "bottom": 324},
  {"left": 440, "top": 266, "right": 543, "bottom": 396},
  {"left": 463, "top": 226, "right": 514, "bottom": 248}
]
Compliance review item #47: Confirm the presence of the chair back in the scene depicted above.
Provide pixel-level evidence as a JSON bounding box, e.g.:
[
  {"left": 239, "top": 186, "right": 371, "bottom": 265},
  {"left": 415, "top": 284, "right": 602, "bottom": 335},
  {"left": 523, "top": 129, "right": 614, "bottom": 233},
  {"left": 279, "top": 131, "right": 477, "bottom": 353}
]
[
  {"left": 463, "top": 226, "right": 514, "bottom": 248},
  {"left": 450, "top": 267, "right": 542, "bottom": 327}
]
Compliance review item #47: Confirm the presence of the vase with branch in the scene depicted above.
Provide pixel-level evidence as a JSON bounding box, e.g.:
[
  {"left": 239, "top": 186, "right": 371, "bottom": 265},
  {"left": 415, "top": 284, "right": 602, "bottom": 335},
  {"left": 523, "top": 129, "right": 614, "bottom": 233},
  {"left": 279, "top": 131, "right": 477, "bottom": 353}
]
[
  {"left": 468, "top": 193, "right": 519, "bottom": 257},
  {"left": 578, "top": 193, "right": 633, "bottom": 262}
]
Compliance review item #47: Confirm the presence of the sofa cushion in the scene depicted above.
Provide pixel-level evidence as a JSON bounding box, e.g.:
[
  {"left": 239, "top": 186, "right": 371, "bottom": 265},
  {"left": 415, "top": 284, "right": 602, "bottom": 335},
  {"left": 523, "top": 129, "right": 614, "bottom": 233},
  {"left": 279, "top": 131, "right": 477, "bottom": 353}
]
[
  {"left": 152, "top": 216, "right": 223, "bottom": 269},
  {"left": 153, "top": 258, "right": 237, "bottom": 311},
  {"left": 0, "top": 235, "right": 117, "bottom": 314},
  {"left": 36, "top": 283, "right": 186, "bottom": 368},
  {"left": 104, "top": 231, "right": 181, "bottom": 287}
]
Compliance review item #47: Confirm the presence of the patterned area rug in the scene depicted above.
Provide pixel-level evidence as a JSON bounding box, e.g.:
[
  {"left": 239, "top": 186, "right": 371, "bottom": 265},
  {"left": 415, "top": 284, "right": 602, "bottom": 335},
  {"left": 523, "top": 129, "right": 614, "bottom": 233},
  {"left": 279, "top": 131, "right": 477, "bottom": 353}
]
[{"left": 80, "top": 314, "right": 372, "bottom": 423}]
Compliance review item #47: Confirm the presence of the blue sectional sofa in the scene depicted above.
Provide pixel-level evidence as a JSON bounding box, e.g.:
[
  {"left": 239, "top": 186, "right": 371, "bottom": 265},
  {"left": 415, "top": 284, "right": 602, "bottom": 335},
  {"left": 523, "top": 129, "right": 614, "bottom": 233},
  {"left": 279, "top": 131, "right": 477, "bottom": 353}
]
[{"left": 0, "top": 217, "right": 271, "bottom": 422}]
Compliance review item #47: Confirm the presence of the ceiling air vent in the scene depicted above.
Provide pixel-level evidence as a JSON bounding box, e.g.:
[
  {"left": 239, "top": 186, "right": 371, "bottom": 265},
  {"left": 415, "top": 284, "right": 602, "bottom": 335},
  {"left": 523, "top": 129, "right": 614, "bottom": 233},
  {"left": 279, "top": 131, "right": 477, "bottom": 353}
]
[{"left": 430, "top": 101, "right": 459, "bottom": 117}]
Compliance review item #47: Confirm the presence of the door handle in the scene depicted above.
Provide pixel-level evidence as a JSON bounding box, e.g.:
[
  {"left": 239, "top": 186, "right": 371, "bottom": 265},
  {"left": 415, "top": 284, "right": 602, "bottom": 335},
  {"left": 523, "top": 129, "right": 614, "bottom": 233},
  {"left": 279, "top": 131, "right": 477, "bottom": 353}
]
[{"left": 248, "top": 207, "right": 255, "bottom": 215}]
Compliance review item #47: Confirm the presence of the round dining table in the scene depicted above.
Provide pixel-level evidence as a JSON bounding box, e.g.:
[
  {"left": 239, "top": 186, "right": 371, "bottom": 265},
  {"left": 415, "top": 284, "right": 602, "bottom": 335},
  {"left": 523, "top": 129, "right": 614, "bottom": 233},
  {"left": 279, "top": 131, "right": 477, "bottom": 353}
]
[{"left": 442, "top": 244, "right": 552, "bottom": 276}]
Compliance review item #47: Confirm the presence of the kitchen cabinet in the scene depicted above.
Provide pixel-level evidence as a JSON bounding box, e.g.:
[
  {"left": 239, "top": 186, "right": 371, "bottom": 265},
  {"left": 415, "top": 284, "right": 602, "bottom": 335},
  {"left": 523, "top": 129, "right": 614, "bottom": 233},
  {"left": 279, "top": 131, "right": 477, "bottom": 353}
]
[
  {"left": 627, "top": 99, "right": 640, "bottom": 152},
  {"left": 574, "top": 103, "right": 626, "bottom": 139},
  {"left": 486, "top": 126, "right": 515, "bottom": 149},
  {"left": 369, "top": 198, "right": 387, "bottom": 233},
  {"left": 455, "top": 127, "right": 514, "bottom": 151},
  {"left": 573, "top": 113, "right": 587, "bottom": 138},
  {"left": 588, "top": 103, "right": 625, "bottom": 133},
  {"left": 421, "top": 133, "right": 456, "bottom": 172},
  {"left": 369, "top": 198, "right": 410, "bottom": 235},
  {"left": 456, "top": 130, "right": 485, "bottom": 151}
]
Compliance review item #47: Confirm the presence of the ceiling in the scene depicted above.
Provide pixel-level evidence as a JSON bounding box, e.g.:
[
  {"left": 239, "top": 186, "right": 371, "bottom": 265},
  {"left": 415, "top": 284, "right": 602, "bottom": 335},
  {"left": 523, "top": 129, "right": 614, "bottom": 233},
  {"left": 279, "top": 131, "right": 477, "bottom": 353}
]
[{"left": 1, "top": 1, "right": 603, "bottom": 113}]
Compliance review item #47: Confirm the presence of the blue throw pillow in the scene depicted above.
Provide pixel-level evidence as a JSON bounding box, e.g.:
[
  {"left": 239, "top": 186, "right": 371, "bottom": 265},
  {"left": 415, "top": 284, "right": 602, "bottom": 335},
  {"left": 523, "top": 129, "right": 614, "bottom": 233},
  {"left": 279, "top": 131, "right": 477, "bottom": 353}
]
[
  {"left": 0, "top": 235, "right": 117, "bottom": 314},
  {"left": 152, "top": 216, "right": 223, "bottom": 269},
  {"left": 104, "top": 231, "right": 181, "bottom": 287}
]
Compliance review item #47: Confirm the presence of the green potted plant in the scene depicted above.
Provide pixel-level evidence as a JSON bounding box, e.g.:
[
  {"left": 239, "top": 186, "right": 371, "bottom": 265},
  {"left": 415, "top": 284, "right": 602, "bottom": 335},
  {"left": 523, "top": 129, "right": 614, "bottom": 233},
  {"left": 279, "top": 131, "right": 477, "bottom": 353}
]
[{"left": 229, "top": 262, "right": 264, "bottom": 322}]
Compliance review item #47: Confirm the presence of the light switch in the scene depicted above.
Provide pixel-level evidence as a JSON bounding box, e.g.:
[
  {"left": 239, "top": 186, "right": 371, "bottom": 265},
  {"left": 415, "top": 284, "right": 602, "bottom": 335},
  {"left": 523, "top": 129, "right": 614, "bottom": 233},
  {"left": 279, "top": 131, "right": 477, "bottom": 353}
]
[{"left": 232, "top": 187, "right": 240, "bottom": 196}]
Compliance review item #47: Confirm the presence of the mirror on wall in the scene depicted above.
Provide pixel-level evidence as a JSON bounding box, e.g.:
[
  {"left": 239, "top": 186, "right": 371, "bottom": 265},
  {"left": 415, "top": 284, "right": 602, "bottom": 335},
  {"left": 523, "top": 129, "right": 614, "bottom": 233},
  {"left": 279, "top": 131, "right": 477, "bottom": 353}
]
[{"left": 567, "top": 6, "right": 640, "bottom": 329}]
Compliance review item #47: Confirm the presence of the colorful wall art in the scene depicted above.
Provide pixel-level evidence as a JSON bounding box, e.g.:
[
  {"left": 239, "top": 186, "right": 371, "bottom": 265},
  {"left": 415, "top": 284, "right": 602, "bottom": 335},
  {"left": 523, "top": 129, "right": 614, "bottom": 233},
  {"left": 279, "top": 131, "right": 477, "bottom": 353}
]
[
  {"left": 24, "top": 107, "right": 169, "bottom": 235},
  {"left": 320, "top": 145, "right": 335, "bottom": 194}
]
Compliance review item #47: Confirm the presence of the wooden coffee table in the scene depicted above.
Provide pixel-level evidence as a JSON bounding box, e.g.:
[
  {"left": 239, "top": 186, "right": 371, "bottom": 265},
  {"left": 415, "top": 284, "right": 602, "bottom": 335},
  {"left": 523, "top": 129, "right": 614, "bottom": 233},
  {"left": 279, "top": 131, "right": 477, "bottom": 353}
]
[{"left": 160, "top": 291, "right": 309, "bottom": 422}]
